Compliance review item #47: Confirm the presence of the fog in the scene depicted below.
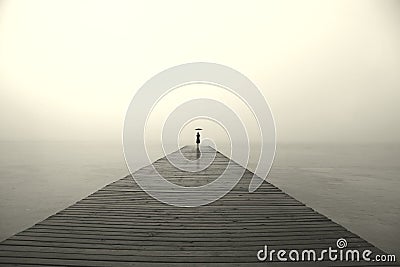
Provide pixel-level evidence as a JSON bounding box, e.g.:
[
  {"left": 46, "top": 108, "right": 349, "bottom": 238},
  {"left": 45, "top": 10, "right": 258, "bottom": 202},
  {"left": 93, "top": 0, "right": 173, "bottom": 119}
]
[{"left": 1, "top": 0, "right": 399, "bottom": 143}]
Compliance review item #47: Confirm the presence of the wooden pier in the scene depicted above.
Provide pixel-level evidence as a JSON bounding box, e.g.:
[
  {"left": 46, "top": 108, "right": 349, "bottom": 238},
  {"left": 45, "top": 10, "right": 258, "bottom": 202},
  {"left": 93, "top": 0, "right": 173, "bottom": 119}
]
[{"left": 0, "top": 146, "right": 396, "bottom": 266}]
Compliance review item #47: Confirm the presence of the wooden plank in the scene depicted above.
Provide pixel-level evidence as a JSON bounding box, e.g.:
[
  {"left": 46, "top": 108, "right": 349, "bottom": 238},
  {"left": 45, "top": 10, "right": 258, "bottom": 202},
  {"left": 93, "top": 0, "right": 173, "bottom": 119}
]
[{"left": 0, "top": 146, "right": 396, "bottom": 266}]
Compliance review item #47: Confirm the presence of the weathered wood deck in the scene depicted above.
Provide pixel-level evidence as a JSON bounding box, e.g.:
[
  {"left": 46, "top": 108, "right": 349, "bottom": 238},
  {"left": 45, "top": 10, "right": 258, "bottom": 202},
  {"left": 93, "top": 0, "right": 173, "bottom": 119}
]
[{"left": 0, "top": 146, "right": 396, "bottom": 266}]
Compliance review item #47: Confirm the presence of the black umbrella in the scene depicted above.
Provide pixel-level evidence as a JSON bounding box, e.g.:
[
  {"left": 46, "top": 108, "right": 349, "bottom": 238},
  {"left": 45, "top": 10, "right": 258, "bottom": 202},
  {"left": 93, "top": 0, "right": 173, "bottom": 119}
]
[{"left": 195, "top": 128, "right": 203, "bottom": 131}]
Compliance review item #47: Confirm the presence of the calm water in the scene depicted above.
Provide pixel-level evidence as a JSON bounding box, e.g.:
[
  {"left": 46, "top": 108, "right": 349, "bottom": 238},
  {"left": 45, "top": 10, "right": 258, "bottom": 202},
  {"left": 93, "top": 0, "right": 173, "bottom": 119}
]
[{"left": 0, "top": 141, "right": 399, "bottom": 258}]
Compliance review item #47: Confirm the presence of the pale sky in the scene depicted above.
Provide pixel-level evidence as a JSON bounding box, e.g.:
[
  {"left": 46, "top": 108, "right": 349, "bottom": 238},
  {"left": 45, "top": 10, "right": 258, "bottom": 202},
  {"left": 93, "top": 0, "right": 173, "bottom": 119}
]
[{"left": 0, "top": 0, "right": 399, "bottom": 143}]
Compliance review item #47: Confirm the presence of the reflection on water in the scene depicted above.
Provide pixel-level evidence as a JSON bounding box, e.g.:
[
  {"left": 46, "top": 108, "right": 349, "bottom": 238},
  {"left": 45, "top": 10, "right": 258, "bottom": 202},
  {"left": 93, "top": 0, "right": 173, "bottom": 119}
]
[{"left": 0, "top": 141, "right": 399, "bottom": 258}]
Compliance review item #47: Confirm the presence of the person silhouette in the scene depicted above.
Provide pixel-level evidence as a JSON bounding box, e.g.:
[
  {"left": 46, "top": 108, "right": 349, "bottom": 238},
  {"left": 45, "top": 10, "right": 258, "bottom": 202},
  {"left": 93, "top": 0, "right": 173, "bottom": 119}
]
[{"left": 196, "top": 131, "right": 200, "bottom": 146}]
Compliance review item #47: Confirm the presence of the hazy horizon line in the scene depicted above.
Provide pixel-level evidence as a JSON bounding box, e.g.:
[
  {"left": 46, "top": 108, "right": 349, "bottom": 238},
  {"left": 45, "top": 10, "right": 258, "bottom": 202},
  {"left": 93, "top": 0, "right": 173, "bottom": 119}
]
[{"left": 1, "top": 139, "right": 400, "bottom": 145}]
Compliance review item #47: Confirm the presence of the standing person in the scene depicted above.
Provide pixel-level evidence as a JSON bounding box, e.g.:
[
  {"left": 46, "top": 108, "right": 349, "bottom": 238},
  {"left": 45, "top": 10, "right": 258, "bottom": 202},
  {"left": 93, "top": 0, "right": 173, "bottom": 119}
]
[{"left": 196, "top": 131, "right": 200, "bottom": 146}]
